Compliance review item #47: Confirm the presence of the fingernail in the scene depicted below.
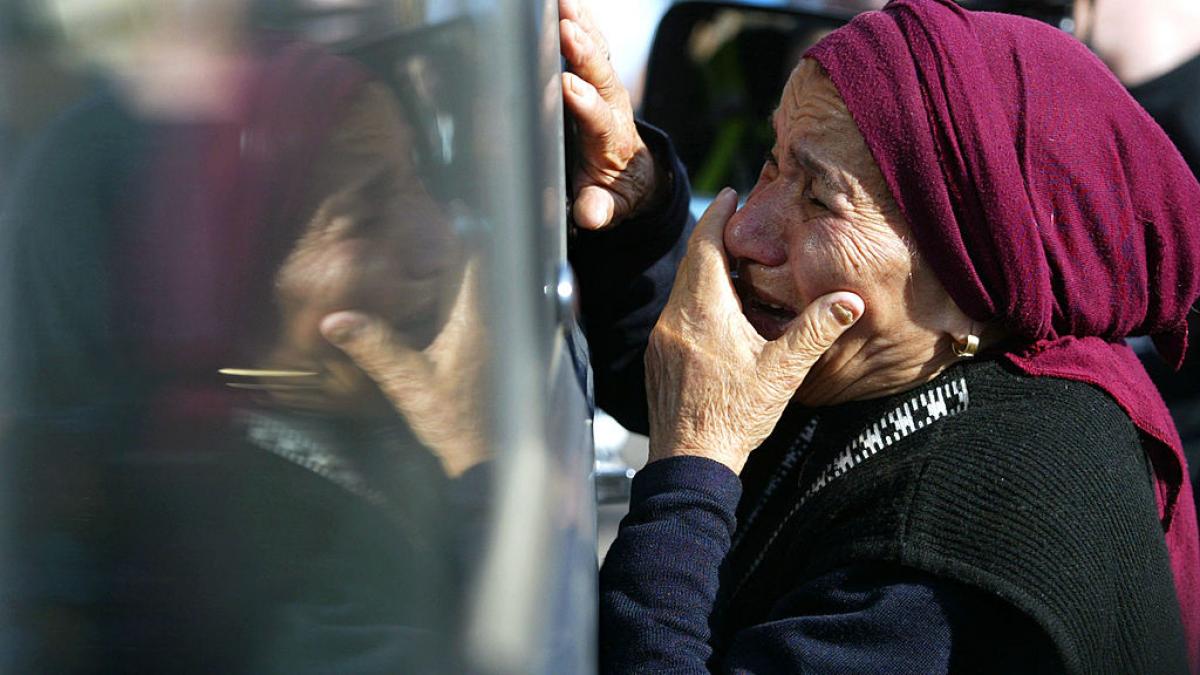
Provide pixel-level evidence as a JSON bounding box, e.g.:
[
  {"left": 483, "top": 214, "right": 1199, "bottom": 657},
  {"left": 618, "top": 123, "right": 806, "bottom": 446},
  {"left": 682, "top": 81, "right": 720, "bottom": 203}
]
[
  {"left": 588, "top": 201, "right": 609, "bottom": 228},
  {"left": 719, "top": 187, "right": 735, "bottom": 200},
  {"left": 831, "top": 303, "right": 858, "bottom": 326},
  {"left": 321, "top": 313, "right": 365, "bottom": 345},
  {"left": 569, "top": 75, "right": 593, "bottom": 101}
]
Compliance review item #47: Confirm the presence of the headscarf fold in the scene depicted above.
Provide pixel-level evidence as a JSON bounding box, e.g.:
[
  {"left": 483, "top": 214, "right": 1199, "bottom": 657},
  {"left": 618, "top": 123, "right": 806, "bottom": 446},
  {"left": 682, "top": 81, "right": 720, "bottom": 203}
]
[{"left": 807, "top": 1, "right": 1200, "bottom": 665}]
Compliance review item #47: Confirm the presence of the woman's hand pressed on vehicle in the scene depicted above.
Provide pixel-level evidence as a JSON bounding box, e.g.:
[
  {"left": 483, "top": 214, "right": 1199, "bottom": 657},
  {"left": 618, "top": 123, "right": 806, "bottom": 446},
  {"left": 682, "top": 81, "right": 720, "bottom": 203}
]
[
  {"left": 320, "top": 260, "right": 487, "bottom": 478},
  {"left": 559, "top": 0, "right": 663, "bottom": 229}
]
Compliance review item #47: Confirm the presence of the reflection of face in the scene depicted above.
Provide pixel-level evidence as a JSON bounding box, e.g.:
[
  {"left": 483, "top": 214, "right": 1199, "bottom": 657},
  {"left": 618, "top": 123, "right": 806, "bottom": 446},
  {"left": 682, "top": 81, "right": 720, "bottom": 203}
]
[
  {"left": 277, "top": 172, "right": 459, "bottom": 335},
  {"left": 264, "top": 84, "right": 463, "bottom": 414},
  {"left": 723, "top": 59, "right": 956, "bottom": 405}
]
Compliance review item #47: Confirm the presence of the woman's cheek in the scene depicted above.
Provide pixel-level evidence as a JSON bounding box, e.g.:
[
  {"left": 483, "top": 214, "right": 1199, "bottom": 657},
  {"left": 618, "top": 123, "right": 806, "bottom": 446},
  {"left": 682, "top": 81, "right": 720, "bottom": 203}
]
[
  {"left": 819, "top": 216, "right": 910, "bottom": 287},
  {"left": 789, "top": 226, "right": 861, "bottom": 299}
]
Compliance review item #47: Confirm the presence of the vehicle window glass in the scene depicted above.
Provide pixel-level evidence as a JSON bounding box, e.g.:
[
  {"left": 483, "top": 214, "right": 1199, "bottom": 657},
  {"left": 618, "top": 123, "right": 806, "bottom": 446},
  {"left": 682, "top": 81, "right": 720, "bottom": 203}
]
[{"left": 0, "top": 1, "right": 586, "bottom": 672}]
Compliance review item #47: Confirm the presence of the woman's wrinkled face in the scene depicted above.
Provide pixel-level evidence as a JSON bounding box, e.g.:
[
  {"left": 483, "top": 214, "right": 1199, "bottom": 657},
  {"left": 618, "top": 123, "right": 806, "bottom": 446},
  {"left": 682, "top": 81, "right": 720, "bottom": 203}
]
[{"left": 724, "top": 59, "right": 957, "bottom": 404}]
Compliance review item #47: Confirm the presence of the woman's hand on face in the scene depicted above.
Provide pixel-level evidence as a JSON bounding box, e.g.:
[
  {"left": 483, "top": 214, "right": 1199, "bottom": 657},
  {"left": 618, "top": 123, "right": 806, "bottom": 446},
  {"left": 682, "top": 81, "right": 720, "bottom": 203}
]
[
  {"left": 320, "top": 260, "right": 488, "bottom": 478},
  {"left": 646, "top": 189, "right": 864, "bottom": 475},
  {"left": 559, "top": 0, "right": 661, "bottom": 230}
]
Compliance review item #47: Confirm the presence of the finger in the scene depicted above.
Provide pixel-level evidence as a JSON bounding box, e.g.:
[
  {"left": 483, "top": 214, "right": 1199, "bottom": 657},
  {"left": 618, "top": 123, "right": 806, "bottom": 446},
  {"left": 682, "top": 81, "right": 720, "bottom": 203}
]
[
  {"left": 669, "top": 188, "right": 744, "bottom": 312},
  {"left": 558, "top": 0, "right": 584, "bottom": 23},
  {"left": 559, "top": 0, "right": 611, "bottom": 61},
  {"left": 442, "top": 258, "right": 479, "bottom": 331},
  {"left": 320, "top": 311, "right": 430, "bottom": 404},
  {"left": 572, "top": 184, "right": 617, "bottom": 230},
  {"left": 759, "top": 291, "right": 864, "bottom": 385},
  {"left": 560, "top": 19, "right": 621, "bottom": 101},
  {"left": 687, "top": 187, "right": 739, "bottom": 270},
  {"left": 561, "top": 72, "right": 615, "bottom": 146},
  {"left": 427, "top": 257, "right": 481, "bottom": 361}
]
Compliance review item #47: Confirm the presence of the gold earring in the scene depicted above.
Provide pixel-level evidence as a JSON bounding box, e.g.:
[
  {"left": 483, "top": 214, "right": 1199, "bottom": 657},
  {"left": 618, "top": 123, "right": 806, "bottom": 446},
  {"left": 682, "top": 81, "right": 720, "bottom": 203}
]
[{"left": 951, "top": 334, "right": 980, "bottom": 359}]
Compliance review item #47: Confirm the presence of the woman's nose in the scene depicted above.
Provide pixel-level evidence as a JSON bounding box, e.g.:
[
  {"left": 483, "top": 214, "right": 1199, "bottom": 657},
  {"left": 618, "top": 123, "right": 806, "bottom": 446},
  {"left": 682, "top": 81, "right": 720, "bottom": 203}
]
[{"left": 722, "top": 194, "right": 788, "bottom": 267}]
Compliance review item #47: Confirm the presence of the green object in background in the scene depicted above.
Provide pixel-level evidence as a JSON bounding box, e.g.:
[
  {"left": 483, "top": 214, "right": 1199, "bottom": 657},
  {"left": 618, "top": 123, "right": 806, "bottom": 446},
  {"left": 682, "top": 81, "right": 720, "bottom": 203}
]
[{"left": 694, "top": 116, "right": 746, "bottom": 194}]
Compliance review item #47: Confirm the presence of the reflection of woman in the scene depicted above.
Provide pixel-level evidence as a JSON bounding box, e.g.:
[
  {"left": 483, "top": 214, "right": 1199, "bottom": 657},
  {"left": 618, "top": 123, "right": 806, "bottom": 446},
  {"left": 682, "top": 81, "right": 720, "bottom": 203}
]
[
  {"left": 0, "top": 39, "right": 463, "bottom": 672},
  {"left": 2, "top": 0, "right": 699, "bottom": 666},
  {"left": 601, "top": 1, "right": 1199, "bottom": 672},
  {"left": 226, "top": 55, "right": 468, "bottom": 674}
]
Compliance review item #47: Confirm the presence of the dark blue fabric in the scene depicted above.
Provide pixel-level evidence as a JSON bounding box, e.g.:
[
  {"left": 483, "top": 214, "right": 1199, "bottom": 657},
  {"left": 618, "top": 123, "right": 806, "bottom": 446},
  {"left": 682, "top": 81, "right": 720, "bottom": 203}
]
[
  {"left": 569, "top": 122, "right": 694, "bottom": 435},
  {"left": 600, "top": 457, "right": 740, "bottom": 672},
  {"left": 600, "top": 457, "right": 1061, "bottom": 674}
]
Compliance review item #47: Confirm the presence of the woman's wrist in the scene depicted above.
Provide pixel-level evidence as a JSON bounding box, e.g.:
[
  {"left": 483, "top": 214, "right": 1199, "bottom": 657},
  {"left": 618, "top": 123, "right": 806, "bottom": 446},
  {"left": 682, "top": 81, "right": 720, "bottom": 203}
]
[
  {"left": 646, "top": 443, "right": 747, "bottom": 475},
  {"left": 625, "top": 142, "right": 669, "bottom": 221}
]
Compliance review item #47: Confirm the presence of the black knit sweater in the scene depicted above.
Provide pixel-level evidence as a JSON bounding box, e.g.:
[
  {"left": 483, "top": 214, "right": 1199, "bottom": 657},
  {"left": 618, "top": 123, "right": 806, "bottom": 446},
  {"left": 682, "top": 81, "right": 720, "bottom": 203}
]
[
  {"left": 721, "top": 358, "right": 1187, "bottom": 672},
  {"left": 600, "top": 358, "right": 1189, "bottom": 673}
]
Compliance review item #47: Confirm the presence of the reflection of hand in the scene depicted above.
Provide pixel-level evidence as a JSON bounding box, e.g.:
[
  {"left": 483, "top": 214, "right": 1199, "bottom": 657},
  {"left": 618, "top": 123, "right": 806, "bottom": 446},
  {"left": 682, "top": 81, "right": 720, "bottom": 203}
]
[
  {"left": 645, "top": 190, "right": 864, "bottom": 474},
  {"left": 320, "top": 261, "right": 486, "bottom": 478},
  {"left": 559, "top": 0, "right": 662, "bottom": 230}
]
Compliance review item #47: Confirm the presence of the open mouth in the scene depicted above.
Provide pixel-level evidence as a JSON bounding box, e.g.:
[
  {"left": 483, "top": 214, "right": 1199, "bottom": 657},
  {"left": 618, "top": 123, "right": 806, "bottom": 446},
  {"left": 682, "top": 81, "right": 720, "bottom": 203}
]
[{"left": 733, "top": 272, "right": 798, "bottom": 341}]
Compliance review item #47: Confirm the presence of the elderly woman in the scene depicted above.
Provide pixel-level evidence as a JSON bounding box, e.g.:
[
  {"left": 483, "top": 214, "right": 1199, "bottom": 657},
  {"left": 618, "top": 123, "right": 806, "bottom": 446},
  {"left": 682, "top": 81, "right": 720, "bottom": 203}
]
[{"left": 598, "top": 0, "right": 1200, "bottom": 672}]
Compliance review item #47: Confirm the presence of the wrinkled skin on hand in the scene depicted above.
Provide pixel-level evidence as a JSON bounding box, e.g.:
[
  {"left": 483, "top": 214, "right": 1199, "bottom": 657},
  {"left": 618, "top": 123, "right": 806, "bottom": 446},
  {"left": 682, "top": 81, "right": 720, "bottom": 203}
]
[
  {"left": 320, "top": 261, "right": 487, "bottom": 478},
  {"left": 252, "top": 82, "right": 487, "bottom": 477},
  {"left": 558, "top": 0, "right": 662, "bottom": 229},
  {"left": 646, "top": 189, "right": 863, "bottom": 474}
]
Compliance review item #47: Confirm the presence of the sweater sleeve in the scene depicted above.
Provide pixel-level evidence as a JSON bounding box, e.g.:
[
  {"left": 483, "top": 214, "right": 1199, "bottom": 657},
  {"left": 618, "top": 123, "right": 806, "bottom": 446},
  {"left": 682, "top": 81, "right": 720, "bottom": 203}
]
[
  {"left": 598, "top": 458, "right": 1062, "bottom": 674},
  {"left": 568, "top": 121, "right": 694, "bottom": 435},
  {"left": 599, "top": 456, "right": 740, "bottom": 673}
]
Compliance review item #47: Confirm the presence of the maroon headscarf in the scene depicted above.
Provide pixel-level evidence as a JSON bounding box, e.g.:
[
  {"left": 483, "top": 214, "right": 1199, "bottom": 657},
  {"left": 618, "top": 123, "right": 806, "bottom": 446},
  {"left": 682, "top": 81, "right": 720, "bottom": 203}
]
[{"left": 808, "top": 0, "right": 1200, "bottom": 665}]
